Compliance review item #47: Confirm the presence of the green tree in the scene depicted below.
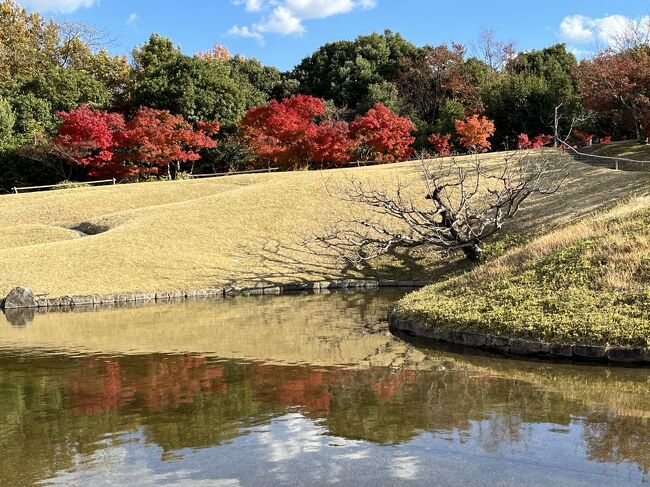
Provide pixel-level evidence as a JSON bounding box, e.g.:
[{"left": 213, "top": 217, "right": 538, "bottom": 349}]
[
  {"left": 293, "top": 30, "right": 418, "bottom": 113},
  {"left": 131, "top": 34, "right": 248, "bottom": 127},
  {"left": 482, "top": 44, "right": 582, "bottom": 145},
  {"left": 0, "top": 97, "right": 15, "bottom": 148}
]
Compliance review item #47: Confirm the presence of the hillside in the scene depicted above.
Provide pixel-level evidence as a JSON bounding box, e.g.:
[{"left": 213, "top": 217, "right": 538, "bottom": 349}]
[
  {"left": 586, "top": 140, "right": 650, "bottom": 161},
  {"left": 396, "top": 195, "right": 650, "bottom": 347},
  {"left": 1, "top": 151, "right": 649, "bottom": 298}
]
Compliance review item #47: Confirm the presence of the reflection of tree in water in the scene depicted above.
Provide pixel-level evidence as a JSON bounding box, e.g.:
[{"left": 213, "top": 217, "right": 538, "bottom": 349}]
[
  {"left": 583, "top": 414, "right": 650, "bottom": 476},
  {"left": 0, "top": 352, "right": 650, "bottom": 485}
]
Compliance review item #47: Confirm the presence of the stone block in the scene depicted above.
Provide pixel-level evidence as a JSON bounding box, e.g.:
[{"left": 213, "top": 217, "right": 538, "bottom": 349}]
[
  {"left": 606, "top": 347, "right": 646, "bottom": 363},
  {"left": 70, "top": 295, "right": 94, "bottom": 306},
  {"left": 573, "top": 345, "right": 606, "bottom": 360},
  {"left": 510, "top": 339, "right": 542, "bottom": 356},
  {"left": 462, "top": 332, "right": 488, "bottom": 348},
  {"left": 263, "top": 287, "right": 282, "bottom": 295},
  {"left": 486, "top": 335, "right": 511, "bottom": 351},
  {"left": 378, "top": 280, "right": 397, "bottom": 287},
  {"left": 396, "top": 281, "right": 416, "bottom": 287}
]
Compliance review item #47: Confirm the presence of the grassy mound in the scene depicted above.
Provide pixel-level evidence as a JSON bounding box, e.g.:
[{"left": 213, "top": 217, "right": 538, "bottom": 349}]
[
  {"left": 396, "top": 197, "right": 650, "bottom": 347},
  {"left": 0, "top": 224, "right": 81, "bottom": 251},
  {"left": 587, "top": 140, "right": 650, "bottom": 162},
  {"left": 1, "top": 152, "right": 649, "bottom": 297}
]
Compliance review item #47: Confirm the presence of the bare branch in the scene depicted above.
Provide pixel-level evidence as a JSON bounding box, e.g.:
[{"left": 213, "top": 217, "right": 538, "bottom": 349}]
[{"left": 312, "top": 153, "right": 566, "bottom": 265}]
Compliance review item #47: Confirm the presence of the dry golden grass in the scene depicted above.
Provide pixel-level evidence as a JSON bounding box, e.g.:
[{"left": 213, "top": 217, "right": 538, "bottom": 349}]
[
  {"left": 1, "top": 151, "right": 648, "bottom": 297},
  {"left": 588, "top": 140, "right": 650, "bottom": 161},
  {"left": 0, "top": 224, "right": 80, "bottom": 251},
  {"left": 471, "top": 195, "right": 650, "bottom": 288}
]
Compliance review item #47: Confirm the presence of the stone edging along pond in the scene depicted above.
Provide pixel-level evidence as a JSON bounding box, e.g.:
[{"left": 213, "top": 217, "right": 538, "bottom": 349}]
[
  {"left": 0, "top": 279, "right": 431, "bottom": 311},
  {"left": 388, "top": 310, "right": 650, "bottom": 365}
]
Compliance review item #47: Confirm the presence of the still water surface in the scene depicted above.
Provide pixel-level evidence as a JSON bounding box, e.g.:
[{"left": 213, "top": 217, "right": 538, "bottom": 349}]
[{"left": 0, "top": 289, "right": 649, "bottom": 486}]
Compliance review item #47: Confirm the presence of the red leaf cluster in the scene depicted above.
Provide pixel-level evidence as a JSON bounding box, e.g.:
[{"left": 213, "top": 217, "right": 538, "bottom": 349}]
[
  {"left": 454, "top": 114, "right": 495, "bottom": 152},
  {"left": 304, "top": 120, "right": 352, "bottom": 165},
  {"left": 239, "top": 95, "right": 341, "bottom": 168},
  {"left": 120, "top": 107, "right": 218, "bottom": 172},
  {"left": 428, "top": 133, "right": 452, "bottom": 157},
  {"left": 240, "top": 98, "right": 416, "bottom": 168},
  {"left": 517, "top": 133, "right": 530, "bottom": 150},
  {"left": 55, "top": 104, "right": 126, "bottom": 172},
  {"left": 517, "top": 133, "right": 553, "bottom": 149},
  {"left": 573, "top": 131, "right": 594, "bottom": 147},
  {"left": 56, "top": 106, "right": 219, "bottom": 179},
  {"left": 350, "top": 103, "right": 416, "bottom": 161}
]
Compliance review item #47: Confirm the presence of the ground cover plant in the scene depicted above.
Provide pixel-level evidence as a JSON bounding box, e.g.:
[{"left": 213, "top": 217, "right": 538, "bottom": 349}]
[{"left": 395, "top": 195, "right": 650, "bottom": 347}]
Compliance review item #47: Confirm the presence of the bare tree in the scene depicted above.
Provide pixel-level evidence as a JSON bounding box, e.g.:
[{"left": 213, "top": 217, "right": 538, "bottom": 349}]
[
  {"left": 553, "top": 103, "right": 594, "bottom": 147},
  {"left": 314, "top": 153, "right": 565, "bottom": 264},
  {"left": 471, "top": 28, "right": 516, "bottom": 71},
  {"left": 608, "top": 17, "right": 650, "bottom": 51}
]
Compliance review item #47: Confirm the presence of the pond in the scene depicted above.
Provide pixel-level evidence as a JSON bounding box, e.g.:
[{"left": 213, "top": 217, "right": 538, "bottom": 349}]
[{"left": 0, "top": 289, "right": 649, "bottom": 486}]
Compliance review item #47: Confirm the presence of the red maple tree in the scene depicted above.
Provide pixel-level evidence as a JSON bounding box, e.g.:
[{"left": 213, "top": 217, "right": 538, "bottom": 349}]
[
  {"left": 56, "top": 106, "right": 220, "bottom": 179},
  {"left": 239, "top": 94, "right": 327, "bottom": 169},
  {"left": 578, "top": 48, "right": 650, "bottom": 143},
  {"left": 55, "top": 104, "right": 126, "bottom": 177},
  {"left": 517, "top": 133, "right": 530, "bottom": 149},
  {"left": 428, "top": 133, "right": 452, "bottom": 156},
  {"left": 349, "top": 103, "right": 416, "bottom": 161},
  {"left": 518, "top": 133, "right": 553, "bottom": 149},
  {"left": 119, "top": 107, "right": 220, "bottom": 178},
  {"left": 304, "top": 120, "right": 352, "bottom": 166},
  {"left": 454, "top": 114, "right": 495, "bottom": 153}
]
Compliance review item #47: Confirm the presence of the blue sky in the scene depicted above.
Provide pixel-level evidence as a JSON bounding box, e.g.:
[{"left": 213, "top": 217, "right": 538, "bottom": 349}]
[{"left": 20, "top": 0, "right": 650, "bottom": 70}]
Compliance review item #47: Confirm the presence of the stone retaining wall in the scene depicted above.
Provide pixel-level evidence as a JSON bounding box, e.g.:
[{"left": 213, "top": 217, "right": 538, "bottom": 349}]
[
  {"left": 389, "top": 310, "right": 650, "bottom": 365},
  {"left": 1, "top": 280, "right": 431, "bottom": 311}
]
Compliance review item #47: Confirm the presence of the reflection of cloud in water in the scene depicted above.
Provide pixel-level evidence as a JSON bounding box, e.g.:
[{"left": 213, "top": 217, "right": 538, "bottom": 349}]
[
  {"left": 258, "top": 413, "right": 326, "bottom": 463},
  {"left": 390, "top": 454, "right": 419, "bottom": 480},
  {"left": 44, "top": 429, "right": 242, "bottom": 487}
]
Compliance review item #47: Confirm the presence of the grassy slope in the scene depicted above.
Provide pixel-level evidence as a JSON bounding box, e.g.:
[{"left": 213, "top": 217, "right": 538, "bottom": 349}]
[
  {"left": 587, "top": 140, "right": 650, "bottom": 161},
  {"left": 1, "top": 151, "right": 649, "bottom": 298},
  {"left": 397, "top": 196, "right": 650, "bottom": 347}
]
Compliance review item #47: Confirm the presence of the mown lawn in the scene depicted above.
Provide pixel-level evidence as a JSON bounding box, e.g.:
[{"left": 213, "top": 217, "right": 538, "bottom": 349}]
[{"left": 1, "top": 151, "right": 648, "bottom": 298}]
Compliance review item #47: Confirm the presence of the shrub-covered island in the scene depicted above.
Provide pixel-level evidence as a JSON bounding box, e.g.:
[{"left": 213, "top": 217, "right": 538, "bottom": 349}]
[{"left": 394, "top": 198, "right": 650, "bottom": 350}]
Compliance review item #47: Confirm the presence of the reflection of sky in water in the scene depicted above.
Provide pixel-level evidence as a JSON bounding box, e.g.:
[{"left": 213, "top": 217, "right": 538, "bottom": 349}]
[{"left": 43, "top": 414, "right": 644, "bottom": 487}]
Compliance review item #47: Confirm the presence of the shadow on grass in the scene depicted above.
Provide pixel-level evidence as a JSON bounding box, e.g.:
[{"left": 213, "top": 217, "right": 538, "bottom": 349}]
[{"left": 209, "top": 238, "right": 475, "bottom": 289}]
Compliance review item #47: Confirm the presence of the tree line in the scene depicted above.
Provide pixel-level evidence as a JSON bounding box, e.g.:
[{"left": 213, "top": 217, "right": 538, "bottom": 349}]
[{"left": 1, "top": 0, "right": 648, "bottom": 190}]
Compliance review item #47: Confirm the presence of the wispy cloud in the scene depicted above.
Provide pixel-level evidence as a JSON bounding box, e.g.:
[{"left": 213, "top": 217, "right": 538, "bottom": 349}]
[
  {"left": 22, "top": 0, "right": 99, "bottom": 13},
  {"left": 233, "top": 0, "right": 263, "bottom": 13},
  {"left": 126, "top": 12, "right": 139, "bottom": 27},
  {"left": 229, "top": 0, "right": 377, "bottom": 44}
]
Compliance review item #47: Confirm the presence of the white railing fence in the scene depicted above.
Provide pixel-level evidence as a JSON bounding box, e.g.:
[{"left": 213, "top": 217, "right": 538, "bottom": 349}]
[
  {"left": 13, "top": 178, "right": 116, "bottom": 194},
  {"left": 558, "top": 140, "right": 650, "bottom": 172}
]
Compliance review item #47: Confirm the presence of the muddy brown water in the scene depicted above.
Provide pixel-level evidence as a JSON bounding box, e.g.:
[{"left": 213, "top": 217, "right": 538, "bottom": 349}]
[{"left": 0, "top": 289, "right": 649, "bottom": 486}]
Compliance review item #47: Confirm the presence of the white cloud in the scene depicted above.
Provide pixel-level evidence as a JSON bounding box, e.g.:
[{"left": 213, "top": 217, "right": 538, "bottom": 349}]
[
  {"left": 228, "top": 25, "right": 265, "bottom": 44},
  {"left": 22, "top": 0, "right": 98, "bottom": 13},
  {"left": 559, "top": 15, "right": 595, "bottom": 44},
  {"left": 234, "top": 0, "right": 263, "bottom": 12},
  {"left": 126, "top": 12, "right": 139, "bottom": 27},
  {"left": 256, "top": 6, "right": 305, "bottom": 35},
  {"left": 229, "top": 0, "right": 376, "bottom": 43},
  {"left": 559, "top": 14, "right": 650, "bottom": 49}
]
